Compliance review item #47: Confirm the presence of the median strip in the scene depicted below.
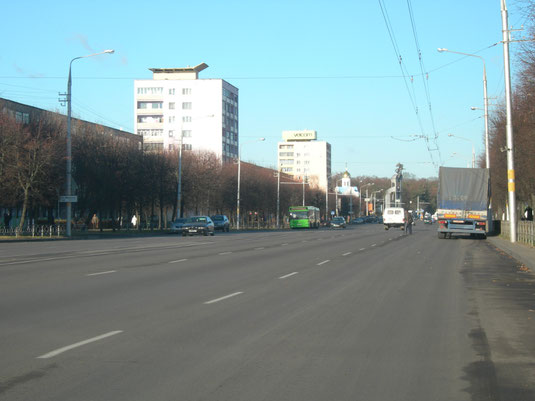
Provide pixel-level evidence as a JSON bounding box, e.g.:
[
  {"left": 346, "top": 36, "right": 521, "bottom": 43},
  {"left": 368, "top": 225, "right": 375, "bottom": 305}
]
[
  {"left": 204, "top": 292, "right": 243, "bottom": 305},
  {"left": 37, "top": 331, "right": 123, "bottom": 359}
]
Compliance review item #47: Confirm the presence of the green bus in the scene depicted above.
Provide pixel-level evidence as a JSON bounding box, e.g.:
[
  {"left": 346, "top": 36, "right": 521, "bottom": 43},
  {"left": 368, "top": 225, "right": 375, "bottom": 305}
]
[{"left": 289, "top": 206, "right": 320, "bottom": 229}]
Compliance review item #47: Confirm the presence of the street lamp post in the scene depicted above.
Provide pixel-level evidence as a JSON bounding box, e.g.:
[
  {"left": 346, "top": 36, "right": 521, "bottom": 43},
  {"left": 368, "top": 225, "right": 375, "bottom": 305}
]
[
  {"left": 447, "top": 134, "right": 475, "bottom": 167},
  {"left": 237, "top": 138, "right": 265, "bottom": 230},
  {"left": 373, "top": 189, "right": 384, "bottom": 214},
  {"left": 276, "top": 164, "right": 281, "bottom": 229},
  {"left": 65, "top": 49, "right": 114, "bottom": 237},
  {"left": 302, "top": 174, "right": 308, "bottom": 206},
  {"left": 437, "top": 48, "right": 490, "bottom": 168},
  {"left": 361, "top": 183, "right": 374, "bottom": 216}
]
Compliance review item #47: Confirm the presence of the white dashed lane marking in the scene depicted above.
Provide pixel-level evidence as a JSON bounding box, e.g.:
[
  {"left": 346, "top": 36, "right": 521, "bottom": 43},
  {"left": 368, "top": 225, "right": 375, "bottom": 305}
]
[
  {"left": 279, "top": 272, "right": 299, "bottom": 279},
  {"left": 204, "top": 292, "right": 243, "bottom": 305}
]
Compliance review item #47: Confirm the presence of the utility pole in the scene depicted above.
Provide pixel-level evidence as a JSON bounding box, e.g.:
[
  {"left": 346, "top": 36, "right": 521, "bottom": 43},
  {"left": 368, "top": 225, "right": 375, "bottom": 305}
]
[{"left": 501, "top": 0, "right": 517, "bottom": 243}]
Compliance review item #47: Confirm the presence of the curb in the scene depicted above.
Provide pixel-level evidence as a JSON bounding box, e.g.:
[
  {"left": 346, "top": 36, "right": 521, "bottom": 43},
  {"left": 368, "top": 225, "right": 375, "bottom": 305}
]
[{"left": 487, "top": 236, "right": 535, "bottom": 271}]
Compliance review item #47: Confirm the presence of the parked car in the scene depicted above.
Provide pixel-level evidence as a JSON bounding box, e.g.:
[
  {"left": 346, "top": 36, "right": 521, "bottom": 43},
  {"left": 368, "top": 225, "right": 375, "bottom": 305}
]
[
  {"left": 211, "top": 215, "right": 230, "bottom": 232},
  {"left": 351, "top": 217, "right": 364, "bottom": 224},
  {"left": 330, "top": 216, "right": 347, "bottom": 228},
  {"left": 170, "top": 217, "right": 187, "bottom": 234},
  {"left": 182, "top": 216, "right": 215, "bottom": 236}
]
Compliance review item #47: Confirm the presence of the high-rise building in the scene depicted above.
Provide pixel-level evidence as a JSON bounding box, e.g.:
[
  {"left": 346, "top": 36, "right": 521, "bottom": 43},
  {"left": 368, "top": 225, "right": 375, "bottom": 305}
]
[
  {"left": 277, "top": 130, "right": 331, "bottom": 191},
  {"left": 134, "top": 63, "right": 239, "bottom": 162}
]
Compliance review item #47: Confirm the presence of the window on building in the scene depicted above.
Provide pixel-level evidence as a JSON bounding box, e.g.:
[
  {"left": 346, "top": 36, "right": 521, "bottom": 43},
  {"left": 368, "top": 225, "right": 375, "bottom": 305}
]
[
  {"left": 182, "top": 116, "right": 192, "bottom": 123},
  {"left": 169, "top": 130, "right": 174, "bottom": 137},
  {"left": 143, "top": 143, "right": 164, "bottom": 151},
  {"left": 137, "top": 129, "right": 163, "bottom": 137},
  {"left": 182, "top": 88, "right": 192, "bottom": 95},
  {"left": 183, "top": 144, "right": 192, "bottom": 151},
  {"left": 137, "top": 87, "right": 163, "bottom": 95},
  {"left": 169, "top": 116, "right": 175, "bottom": 123},
  {"left": 182, "top": 102, "right": 192, "bottom": 110},
  {"left": 182, "top": 130, "right": 192, "bottom": 138},
  {"left": 169, "top": 88, "right": 175, "bottom": 95},
  {"left": 137, "top": 115, "right": 164, "bottom": 123},
  {"left": 137, "top": 101, "right": 163, "bottom": 109},
  {"left": 169, "top": 102, "right": 175, "bottom": 110}
]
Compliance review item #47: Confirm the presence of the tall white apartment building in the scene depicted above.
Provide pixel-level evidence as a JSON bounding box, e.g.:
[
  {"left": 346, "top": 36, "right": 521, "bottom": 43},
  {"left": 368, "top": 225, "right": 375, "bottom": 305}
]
[
  {"left": 134, "top": 63, "right": 239, "bottom": 162},
  {"left": 277, "top": 130, "right": 331, "bottom": 191}
]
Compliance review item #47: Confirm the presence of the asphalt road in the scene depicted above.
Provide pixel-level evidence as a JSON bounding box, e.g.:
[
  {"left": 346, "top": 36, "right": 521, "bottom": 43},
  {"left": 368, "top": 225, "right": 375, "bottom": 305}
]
[{"left": 1, "top": 224, "right": 534, "bottom": 401}]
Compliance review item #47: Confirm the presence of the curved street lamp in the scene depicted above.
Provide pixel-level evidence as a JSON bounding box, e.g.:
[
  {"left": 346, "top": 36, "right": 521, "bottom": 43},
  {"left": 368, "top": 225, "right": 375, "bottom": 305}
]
[
  {"left": 65, "top": 50, "right": 114, "bottom": 236},
  {"left": 437, "top": 47, "right": 489, "bottom": 168},
  {"left": 447, "top": 134, "right": 475, "bottom": 168}
]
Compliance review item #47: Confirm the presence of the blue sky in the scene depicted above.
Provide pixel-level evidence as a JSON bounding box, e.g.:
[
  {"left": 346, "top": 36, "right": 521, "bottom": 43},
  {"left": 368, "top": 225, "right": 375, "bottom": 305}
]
[{"left": 1, "top": 0, "right": 529, "bottom": 179}]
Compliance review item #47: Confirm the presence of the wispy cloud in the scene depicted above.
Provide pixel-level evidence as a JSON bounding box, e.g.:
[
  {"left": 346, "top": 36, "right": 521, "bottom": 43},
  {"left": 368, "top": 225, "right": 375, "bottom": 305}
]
[
  {"left": 13, "top": 63, "right": 44, "bottom": 78},
  {"left": 73, "top": 34, "right": 95, "bottom": 52}
]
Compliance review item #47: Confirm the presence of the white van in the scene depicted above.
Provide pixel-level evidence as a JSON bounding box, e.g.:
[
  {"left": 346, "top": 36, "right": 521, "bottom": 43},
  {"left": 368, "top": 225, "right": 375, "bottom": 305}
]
[{"left": 383, "top": 207, "right": 405, "bottom": 230}]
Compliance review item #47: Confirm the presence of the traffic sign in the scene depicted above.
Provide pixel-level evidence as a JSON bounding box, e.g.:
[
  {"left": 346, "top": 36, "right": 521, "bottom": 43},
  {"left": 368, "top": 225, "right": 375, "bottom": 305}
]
[{"left": 59, "top": 195, "right": 78, "bottom": 203}]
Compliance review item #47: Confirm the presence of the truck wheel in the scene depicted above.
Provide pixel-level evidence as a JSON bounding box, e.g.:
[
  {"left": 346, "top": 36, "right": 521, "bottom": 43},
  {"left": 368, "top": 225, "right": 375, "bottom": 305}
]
[{"left": 438, "top": 232, "right": 446, "bottom": 239}]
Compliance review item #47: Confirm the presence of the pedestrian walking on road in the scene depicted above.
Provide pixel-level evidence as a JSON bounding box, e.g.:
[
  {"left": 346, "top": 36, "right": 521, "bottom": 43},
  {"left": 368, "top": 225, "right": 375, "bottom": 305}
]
[{"left": 405, "top": 210, "right": 413, "bottom": 235}]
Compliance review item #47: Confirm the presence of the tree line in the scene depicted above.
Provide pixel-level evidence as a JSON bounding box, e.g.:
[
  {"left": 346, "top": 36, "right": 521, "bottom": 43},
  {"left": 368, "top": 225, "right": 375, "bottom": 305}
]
[
  {"left": 0, "top": 111, "right": 328, "bottom": 230},
  {"left": 486, "top": 4, "right": 535, "bottom": 218}
]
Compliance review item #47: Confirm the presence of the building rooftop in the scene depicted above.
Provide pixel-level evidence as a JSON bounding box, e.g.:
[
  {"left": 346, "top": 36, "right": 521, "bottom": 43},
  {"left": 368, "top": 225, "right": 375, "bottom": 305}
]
[{"left": 149, "top": 63, "right": 209, "bottom": 80}]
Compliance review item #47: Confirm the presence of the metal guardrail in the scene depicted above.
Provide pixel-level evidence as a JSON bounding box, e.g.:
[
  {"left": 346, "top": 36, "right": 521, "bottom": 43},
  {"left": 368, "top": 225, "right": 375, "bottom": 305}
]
[
  {"left": 500, "top": 220, "right": 534, "bottom": 247},
  {"left": 0, "top": 225, "right": 63, "bottom": 238}
]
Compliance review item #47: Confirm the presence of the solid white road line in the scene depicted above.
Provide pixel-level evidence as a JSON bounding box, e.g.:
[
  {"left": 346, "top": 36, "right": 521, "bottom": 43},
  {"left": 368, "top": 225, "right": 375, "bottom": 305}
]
[
  {"left": 169, "top": 259, "right": 188, "bottom": 264},
  {"left": 204, "top": 292, "right": 243, "bottom": 305},
  {"left": 371, "top": 244, "right": 377, "bottom": 247},
  {"left": 342, "top": 252, "right": 352, "bottom": 256},
  {"left": 359, "top": 248, "right": 366, "bottom": 251},
  {"left": 317, "top": 260, "right": 330, "bottom": 266},
  {"left": 37, "top": 331, "right": 123, "bottom": 359},
  {"left": 218, "top": 252, "right": 232, "bottom": 255},
  {"left": 279, "top": 272, "right": 299, "bottom": 279},
  {"left": 86, "top": 270, "right": 116, "bottom": 276}
]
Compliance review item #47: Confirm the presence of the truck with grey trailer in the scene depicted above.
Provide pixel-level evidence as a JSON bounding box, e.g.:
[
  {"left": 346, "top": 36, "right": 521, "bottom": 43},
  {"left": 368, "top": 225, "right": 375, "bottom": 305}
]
[{"left": 436, "top": 167, "right": 490, "bottom": 239}]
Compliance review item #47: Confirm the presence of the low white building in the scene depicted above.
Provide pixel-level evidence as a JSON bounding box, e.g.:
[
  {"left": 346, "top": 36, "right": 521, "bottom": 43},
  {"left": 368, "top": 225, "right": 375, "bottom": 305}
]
[
  {"left": 277, "top": 130, "right": 331, "bottom": 191},
  {"left": 134, "top": 63, "right": 239, "bottom": 163}
]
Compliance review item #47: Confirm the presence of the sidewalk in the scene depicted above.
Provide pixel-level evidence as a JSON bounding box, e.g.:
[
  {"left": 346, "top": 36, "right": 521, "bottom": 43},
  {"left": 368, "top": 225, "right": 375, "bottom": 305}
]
[{"left": 487, "top": 235, "right": 535, "bottom": 271}]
